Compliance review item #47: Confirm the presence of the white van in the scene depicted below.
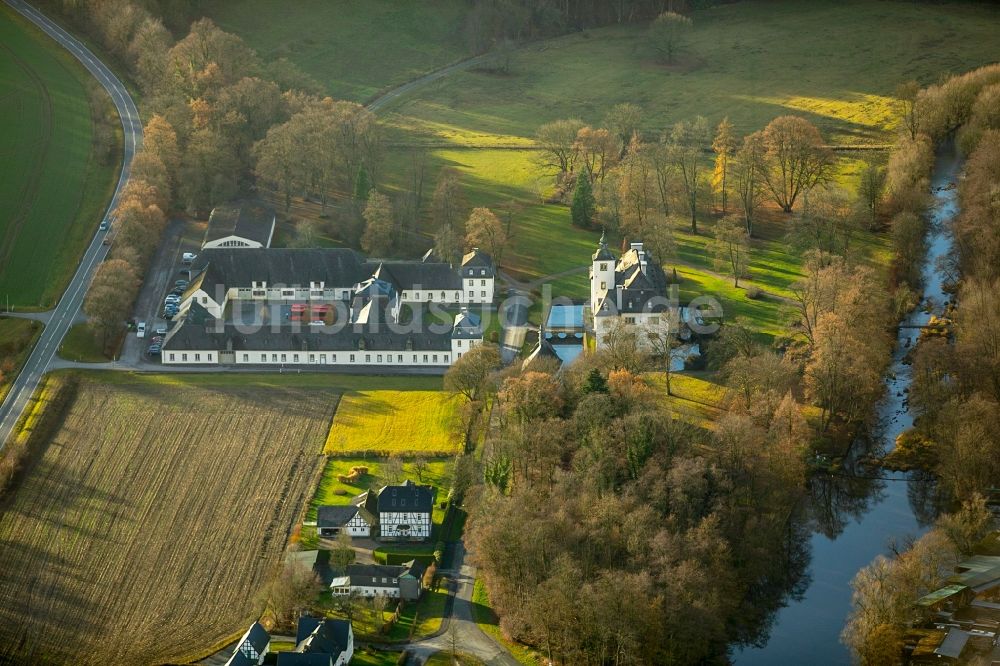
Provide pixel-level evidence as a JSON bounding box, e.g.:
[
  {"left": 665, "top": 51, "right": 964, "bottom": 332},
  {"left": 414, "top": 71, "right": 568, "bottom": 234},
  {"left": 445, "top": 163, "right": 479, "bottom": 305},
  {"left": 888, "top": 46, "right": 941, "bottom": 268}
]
[
  {"left": 136, "top": 322, "right": 146, "bottom": 338},
  {"left": 182, "top": 252, "right": 197, "bottom": 264}
]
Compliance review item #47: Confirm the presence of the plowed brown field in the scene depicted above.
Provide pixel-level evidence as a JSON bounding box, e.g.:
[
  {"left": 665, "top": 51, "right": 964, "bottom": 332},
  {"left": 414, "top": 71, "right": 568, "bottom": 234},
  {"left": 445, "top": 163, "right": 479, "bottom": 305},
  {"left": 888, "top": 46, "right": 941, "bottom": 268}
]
[{"left": 0, "top": 377, "right": 339, "bottom": 665}]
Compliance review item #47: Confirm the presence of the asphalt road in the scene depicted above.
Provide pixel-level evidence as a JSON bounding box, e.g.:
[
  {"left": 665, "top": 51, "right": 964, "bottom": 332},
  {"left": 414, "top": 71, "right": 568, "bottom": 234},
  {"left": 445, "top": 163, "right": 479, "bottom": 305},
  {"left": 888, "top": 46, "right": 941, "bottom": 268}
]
[{"left": 0, "top": 0, "right": 142, "bottom": 447}]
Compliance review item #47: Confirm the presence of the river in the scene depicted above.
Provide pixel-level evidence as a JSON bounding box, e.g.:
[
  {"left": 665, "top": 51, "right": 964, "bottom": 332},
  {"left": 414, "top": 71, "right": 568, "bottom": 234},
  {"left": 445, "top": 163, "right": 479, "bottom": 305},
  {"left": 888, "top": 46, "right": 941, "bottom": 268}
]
[{"left": 733, "top": 148, "right": 961, "bottom": 664}]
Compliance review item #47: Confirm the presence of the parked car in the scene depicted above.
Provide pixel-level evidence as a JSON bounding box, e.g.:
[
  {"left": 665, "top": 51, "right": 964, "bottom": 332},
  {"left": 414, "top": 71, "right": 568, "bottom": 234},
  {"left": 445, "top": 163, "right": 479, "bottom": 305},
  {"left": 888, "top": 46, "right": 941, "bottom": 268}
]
[
  {"left": 169, "top": 287, "right": 184, "bottom": 296},
  {"left": 147, "top": 345, "right": 162, "bottom": 356},
  {"left": 154, "top": 324, "right": 168, "bottom": 335},
  {"left": 182, "top": 252, "right": 197, "bottom": 264},
  {"left": 149, "top": 337, "right": 164, "bottom": 345},
  {"left": 136, "top": 322, "right": 146, "bottom": 338},
  {"left": 164, "top": 296, "right": 180, "bottom": 305},
  {"left": 175, "top": 279, "right": 189, "bottom": 289}
]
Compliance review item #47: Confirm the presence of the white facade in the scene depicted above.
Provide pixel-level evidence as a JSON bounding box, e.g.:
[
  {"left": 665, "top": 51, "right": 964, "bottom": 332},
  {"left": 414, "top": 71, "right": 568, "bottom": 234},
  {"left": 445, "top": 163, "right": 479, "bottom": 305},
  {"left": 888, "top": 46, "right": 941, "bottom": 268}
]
[
  {"left": 203, "top": 234, "right": 266, "bottom": 250},
  {"left": 318, "top": 512, "right": 371, "bottom": 538},
  {"left": 379, "top": 510, "right": 432, "bottom": 541},
  {"left": 330, "top": 578, "right": 401, "bottom": 599},
  {"left": 163, "top": 348, "right": 454, "bottom": 367}
]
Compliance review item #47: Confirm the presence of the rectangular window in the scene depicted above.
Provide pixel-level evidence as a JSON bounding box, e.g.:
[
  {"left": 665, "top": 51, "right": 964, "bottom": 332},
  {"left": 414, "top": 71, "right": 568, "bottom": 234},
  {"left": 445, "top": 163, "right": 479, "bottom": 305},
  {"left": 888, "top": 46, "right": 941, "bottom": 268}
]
[
  {"left": 413, "top": 354, "right": 417, "bottom": 363},
  {"left": 377, "top": 354, "right": 383, "bottom": 363},
  {"left": 398, "top": 355, "right": 403, "bottom": 363},
  {"left": 194, "top": 353, "right": 200, "bottom": 361},
  {"left": 309, "top": 354, "right": 315, "bottom": 363},
  {"left": 481, "top": 291, "right": 486, "bottom": 297},
  {"left": 365, "top": 354, "right": 371, "bottom": 363},
  {"left": 444, "top": 354, "right": 449, "bottom": 362},
  {"left": 261, "top": 354, "right": 266, "bottom": 362},
  {"left": 168, "top": 353, "right": 175, "bottom": 361},
  {"left": 242, "top": 354, "right": 248, "bottom": 362},
  {"left": 457, "top": 340, "right": 462, "bottom": 347},
  {"left": 600, "top": 281, "right": 607, "bottom": 290},
  {"left": 182, "top": 353, "right": 188, "bottom": 362},
  {"left": 468, "top": 291, "right": 473, "bottom": 298},
  {"left": 281, "top": 353, "right": 287, "bottom": 362},
  {"left": 293, "top": 354, "right": 299, "bottom": 363},
  {"left": 481, "top": 279, "right": 486, "bottom": 286},
  {"left": 423, "top": 354, "right": 428, "bottom": 362},
  {"left": 272, "top": 354, "right": 278, "bottom": 362},
  {"left": 350, "top": 354, "right": 355, "bottom": 363}
]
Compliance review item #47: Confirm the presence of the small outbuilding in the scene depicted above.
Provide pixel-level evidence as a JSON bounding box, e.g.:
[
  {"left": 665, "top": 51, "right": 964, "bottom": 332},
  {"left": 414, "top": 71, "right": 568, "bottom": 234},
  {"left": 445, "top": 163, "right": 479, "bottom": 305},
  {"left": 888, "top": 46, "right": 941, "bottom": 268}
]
[{"left": 202, "top": 201, "right": 276, "bottom": 250}]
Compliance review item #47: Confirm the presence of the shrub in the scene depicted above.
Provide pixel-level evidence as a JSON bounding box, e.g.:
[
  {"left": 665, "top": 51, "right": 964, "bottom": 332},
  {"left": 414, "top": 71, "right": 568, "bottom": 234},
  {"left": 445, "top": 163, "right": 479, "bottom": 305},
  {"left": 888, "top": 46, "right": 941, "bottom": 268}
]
[
  {"left": 434, "top": 541, "right": 446, "bottom": 565},
  {"left": 745, "top": 285, "right": 761, "bottom": 300}
]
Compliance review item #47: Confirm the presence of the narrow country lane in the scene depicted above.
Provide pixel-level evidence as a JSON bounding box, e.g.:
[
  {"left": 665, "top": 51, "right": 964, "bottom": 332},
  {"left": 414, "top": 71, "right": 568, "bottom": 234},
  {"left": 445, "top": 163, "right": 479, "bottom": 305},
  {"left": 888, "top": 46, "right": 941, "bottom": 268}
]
[
  {"left": 0, "top": 0, "right": 142, "bottom": 447},
  {"left": 409, "top": 542, "right": 521, "bottom": 666}
]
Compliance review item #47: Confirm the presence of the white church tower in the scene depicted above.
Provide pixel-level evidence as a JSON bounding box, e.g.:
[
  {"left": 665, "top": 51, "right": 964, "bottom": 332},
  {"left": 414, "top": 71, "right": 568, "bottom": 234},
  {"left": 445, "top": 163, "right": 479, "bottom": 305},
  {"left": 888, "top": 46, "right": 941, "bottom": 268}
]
[{"left": 590, "top": 231, "right": 616, "bottom": 314}]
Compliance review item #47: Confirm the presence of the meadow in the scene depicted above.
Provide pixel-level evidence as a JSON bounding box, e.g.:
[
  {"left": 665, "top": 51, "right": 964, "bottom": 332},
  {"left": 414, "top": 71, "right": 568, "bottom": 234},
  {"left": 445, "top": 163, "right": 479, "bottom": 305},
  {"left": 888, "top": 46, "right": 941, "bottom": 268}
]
[
  {"left": 199, "top": 0, "right": 469, "bottom": 102},
  {"left": 325, "top": 389, "right": 461, "bottom": 456},
  {"left": 203, "top": 0, "right": 1000, "bottom": 337},
  {"left": 0, "top": 6, "right": 120, "bottom": 309},
  {"left": 0, "top": 375, "right": 338, "bottom": 665}
]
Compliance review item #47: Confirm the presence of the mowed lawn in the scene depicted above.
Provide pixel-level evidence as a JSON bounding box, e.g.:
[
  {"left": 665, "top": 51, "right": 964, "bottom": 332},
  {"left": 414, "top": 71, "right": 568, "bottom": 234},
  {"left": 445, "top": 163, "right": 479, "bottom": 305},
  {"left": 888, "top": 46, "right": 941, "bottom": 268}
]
[
  {"left": 0, "top": 6, "right": 119, "bottom": 309},
  {"left": 0, "top": 376, "right": 339, "bottom": 665},
  {"left": 325, "top": 389, "right": 461, "bottom": 456},
  {"left": 198, "top": 0, "right": 469, "bottom": 102}
]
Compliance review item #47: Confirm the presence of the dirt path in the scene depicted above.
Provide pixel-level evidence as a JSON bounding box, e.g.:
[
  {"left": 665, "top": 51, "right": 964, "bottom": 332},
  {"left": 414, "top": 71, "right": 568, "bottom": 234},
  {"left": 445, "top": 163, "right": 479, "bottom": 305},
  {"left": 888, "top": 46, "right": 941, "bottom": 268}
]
[{"left": 366, "top": 54, "right": 491, "bottom": 113}]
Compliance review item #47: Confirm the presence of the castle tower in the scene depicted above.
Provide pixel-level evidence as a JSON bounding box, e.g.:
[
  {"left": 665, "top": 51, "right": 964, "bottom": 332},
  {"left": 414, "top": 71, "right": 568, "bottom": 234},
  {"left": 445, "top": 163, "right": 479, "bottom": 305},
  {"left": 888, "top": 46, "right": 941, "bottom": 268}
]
[{"left": 590, "top": 230, "right": 615, "bottom": 313}]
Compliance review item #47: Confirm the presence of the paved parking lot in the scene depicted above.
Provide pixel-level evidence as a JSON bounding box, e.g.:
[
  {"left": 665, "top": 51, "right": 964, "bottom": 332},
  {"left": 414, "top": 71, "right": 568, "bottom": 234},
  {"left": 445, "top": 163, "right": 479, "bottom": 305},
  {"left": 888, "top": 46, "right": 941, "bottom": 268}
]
[{"left": 121, "top": 217, "right": 202, "bottom": 365}]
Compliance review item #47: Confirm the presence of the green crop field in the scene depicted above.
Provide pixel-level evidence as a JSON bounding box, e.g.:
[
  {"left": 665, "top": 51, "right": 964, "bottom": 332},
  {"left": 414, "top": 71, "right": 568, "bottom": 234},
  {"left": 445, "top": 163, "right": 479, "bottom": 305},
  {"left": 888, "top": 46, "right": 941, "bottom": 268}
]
[
  {"left": 0, "top": 6, "right": 120, "bottom": 309},
  {"left": 199, "top": 0, "right": 469, "bottom": 102}
]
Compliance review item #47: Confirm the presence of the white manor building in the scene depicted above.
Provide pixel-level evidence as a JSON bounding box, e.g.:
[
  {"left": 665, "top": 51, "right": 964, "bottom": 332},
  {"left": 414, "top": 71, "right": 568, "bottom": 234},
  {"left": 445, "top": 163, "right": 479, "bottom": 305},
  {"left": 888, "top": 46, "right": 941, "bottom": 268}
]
[
  {"left": 589, "top": 234, "right": 672, "bottom": 348},
  {"left": 161, "top": 247, "right": 491, "bottom": 368}
]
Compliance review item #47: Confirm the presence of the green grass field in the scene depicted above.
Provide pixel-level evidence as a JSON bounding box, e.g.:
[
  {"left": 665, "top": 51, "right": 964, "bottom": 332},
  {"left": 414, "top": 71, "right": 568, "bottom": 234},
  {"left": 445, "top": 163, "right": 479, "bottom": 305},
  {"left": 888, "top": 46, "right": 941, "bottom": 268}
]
[
  {"left": 58, "top": 323, "right": 108, "bottom": 362},
  {"left": 0, "top": 6, "right": 120, "bottom": 309},
  {"left": 0, "top": 317, "right": 42, "bottom": 401},
  {"left": 382, "top": 0, "right": 1000, "bottom": 144},
  {"left": 199, "top": 0, "right": 469, "bottom": 102},
  {"left": 197, "top": 0, "right": 1000, "bottom": 338},
  {"left": 325, "top": 390, "right": 461, "bottom": 456}
]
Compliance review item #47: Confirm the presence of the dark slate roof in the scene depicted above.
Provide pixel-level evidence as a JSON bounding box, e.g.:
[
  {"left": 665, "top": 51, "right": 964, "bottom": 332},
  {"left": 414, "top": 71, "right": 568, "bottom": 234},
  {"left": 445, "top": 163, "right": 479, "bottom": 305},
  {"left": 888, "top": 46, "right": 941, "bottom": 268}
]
[
  {"left": 316, "top": 505, "right": 360, "bottom": 528},
  {"left": 192, "top": 248, "right": 468, "bottom": 295},
  {"left": 192, "top": 248, "right": 369, "bottom": 293},
  {"left": 294, "top": 617, "right": 352, "bottom": 655},
  {"left": 224, "top": 652, "right": 254, "bottom": 666},
  {"left": 367, "top": 261, "right": 462, "bottom": 291},
  {"left": 523, "top": 337, "right": 561, "bottom": 370},
  {"left": 243, "top": 622, "right": 270, "bottom": 655},
  {"left": 593, "top": 245, "right": 671, "bottom": 316},
  {"left": 205, "top": 201, "right": 275, "bottom": 246},
  {"left": 377, "top": 480, "right": 434, "bottom": 513},
  {"left": 345, "top": 560, "right": 424, "bottom": 586},
  {"left": 935, "top": 628, "right": 970, "bottom": 659},
  {"left": 452, "top": 310, "right": 482, "bottom": 339},
  {"left": 162, "top": 320, "right": 454, "bottom": 353},
  {"left": 276, "top": 654, "right": 333, "bottom": 666},
  {"left": 460, "top": 249, "right": 494, "bottom": 277}
]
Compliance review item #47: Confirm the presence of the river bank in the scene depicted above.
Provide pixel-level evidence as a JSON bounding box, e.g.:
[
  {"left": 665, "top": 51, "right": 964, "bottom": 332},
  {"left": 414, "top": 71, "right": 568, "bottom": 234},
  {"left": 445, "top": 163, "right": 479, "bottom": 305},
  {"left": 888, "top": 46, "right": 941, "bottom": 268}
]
[{"left": 734, "top": 147, "right": 961, "bottom": 664}]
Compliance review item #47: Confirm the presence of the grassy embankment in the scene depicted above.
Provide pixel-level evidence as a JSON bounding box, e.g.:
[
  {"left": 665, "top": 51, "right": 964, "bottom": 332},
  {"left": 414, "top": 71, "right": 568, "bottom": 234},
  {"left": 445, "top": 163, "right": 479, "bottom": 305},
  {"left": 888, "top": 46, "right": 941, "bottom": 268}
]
[
  {"left": 0, "top": 318, "right": 42, "bottom": 401},
  {"left": 0, "top": 5, "right": 121, "bottom": 310},
  {"left": 0, "top": 373, "right": 338, "bottom": 665}
]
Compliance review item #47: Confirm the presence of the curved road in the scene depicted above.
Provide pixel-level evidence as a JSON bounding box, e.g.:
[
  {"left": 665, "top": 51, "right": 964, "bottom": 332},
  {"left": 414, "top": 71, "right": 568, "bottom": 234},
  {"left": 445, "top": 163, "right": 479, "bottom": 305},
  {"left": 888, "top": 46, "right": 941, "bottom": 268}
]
[{"left": 0, "top": 0, "right": 141, "bottom": 446}]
